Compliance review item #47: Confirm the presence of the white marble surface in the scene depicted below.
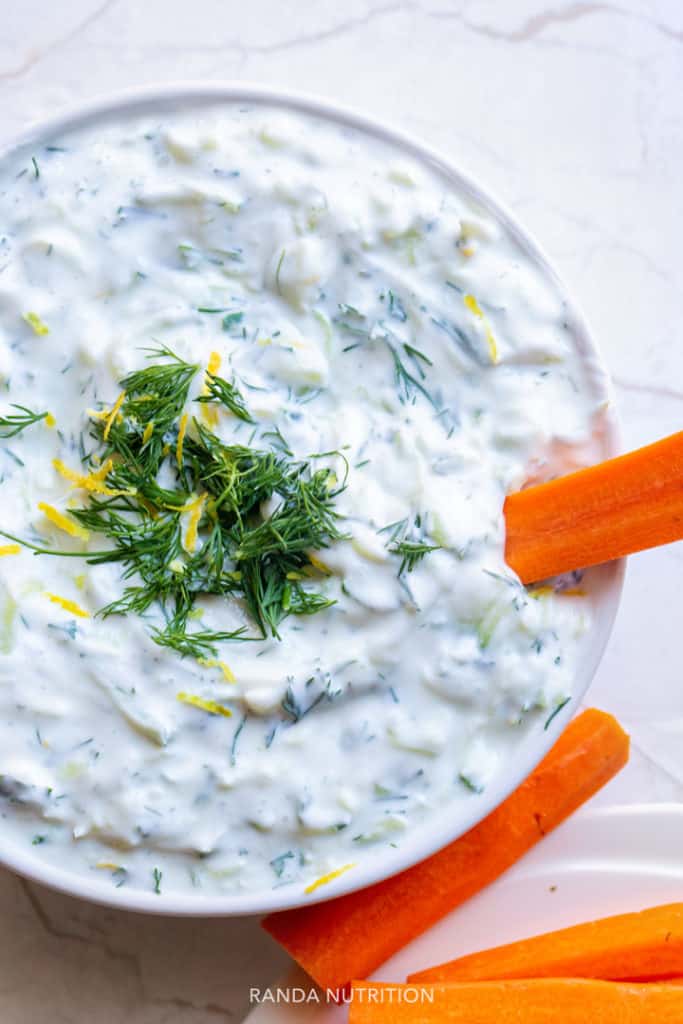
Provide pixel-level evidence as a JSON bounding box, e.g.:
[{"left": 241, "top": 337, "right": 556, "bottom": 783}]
[{"left": 1, "top": 1, "right": 682, "bottom": 1020}]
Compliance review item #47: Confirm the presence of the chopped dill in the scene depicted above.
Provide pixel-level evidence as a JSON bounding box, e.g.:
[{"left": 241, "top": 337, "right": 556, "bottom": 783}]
[
  {"left": 230, "top": 714, "right": 248, "bottom": 766},
  {"left": 336, "top": 321, "right": 369, "bottom": 340},
  {"left": 260, "top": 424, "right": 293, "bottom": 457},
  {"left": 388, "top": 290, "right": 407, "bottom": 322},
  {"left": 544, "top": 696, "right": 571, "bottom": 731},
  {"left": 275, "top": 249, "right": 286, "bottom": 294},
  {"left": 403, "top": 342, "right": 432, "bottom": 370},
  {"left": 281, "top": 685, "right": 327, "bottom": 723},
  {"left": 152, "top": 867, "right": 162, "bottom": 894},
  {"left": 337, "top": 303, "right": 365, "bottom": 319},
  {"left": 270, "top": 850, "right": 295, "bottom": 878},
  {"left": 0, "top": 405, "right": 49, "bottom": 439},
  {"left": 31, "top": 157, "right": 40, "bottom": 180},
  {"left": 459, "top": 773, "right": 484, "bottom": 794},
  {"left": 385, "top": 341, "right": 437, "bottom": 408},
  {"left": 222, "top": 311, "right": 244, "bottom": 333},
  {"left": 381, "top": 515, "right": 441, "bottom": 576},
  {"left": 390, "top": 539, "right": 440, "bottom": 575},
  {"left": 47, "top": 620, "right": 78, "bottom": 640}
]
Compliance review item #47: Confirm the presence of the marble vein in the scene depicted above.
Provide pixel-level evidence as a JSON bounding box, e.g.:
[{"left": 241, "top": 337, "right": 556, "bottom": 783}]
[
  {"left": 442, "top": 2, "right": 619, "bottom": 43},
  {"left": 19, "top": 879, "right": 145, "bottom": 994},
  {"left": 150, "top": 995, "right": 234, "bottom": 1019},
  {"left": 612, "top": 377, "right": 683, "bottom": 405},
  {"left": 425, "top": 1, "right": 683, "bottom": 49},
  {"left": 0, "top": 0, "right": 119, "bottom": 82},
  {"left": 247, "top": 1, "right": 414, "bottom": 54}
]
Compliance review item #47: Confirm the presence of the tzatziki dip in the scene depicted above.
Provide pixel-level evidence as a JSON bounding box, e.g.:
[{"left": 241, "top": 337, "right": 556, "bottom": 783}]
[{"left": 0, "top": 103, "right": 603, "bottom": 899}]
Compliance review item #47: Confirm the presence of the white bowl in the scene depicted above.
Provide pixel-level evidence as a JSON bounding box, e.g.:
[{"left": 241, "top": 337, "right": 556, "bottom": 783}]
[{"left": 0, "top": 84, "right": 624, "bottom": 916}]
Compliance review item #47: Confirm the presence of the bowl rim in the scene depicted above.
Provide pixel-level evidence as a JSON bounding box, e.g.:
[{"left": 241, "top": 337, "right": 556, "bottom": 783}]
[{"left": 0, "top": 81, "right": 624, "bottom": 917}]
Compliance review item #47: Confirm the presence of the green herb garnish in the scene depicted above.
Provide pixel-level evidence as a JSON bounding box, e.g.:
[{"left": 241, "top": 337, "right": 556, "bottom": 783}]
[
  {"left": 230, "top": 714, "right": 247, "bottom": 766},
  {"left": 544, "top": 696, "right": 571, "bottom": 731},
  {"left": 222, "top": 311, "right": 244, "bottom": 333},
  {"left": 458, "top": 773, "right": 484, "bottom": 794},
  {"left": 4, "top": 348, "right": 345, "bottom": 657},
  {"left": 381, "top": 515, "right": 441, "bottom": 576},
  {"left": 0, "top": 405, "right": 49, "bottom": 439},
  {"left": 275, "top": 249, "right": 286, "bottom": 295},
  {"left": 152, "top": 867, "right": 162, "bottom": 894},
  {"left": 270, "top": 850, "right": 295, "bottom": 878},
  {"left": 197, "top": 371, "right": 254, "bottom": 423},
  {"left": 388, "top": 290, "right": 407, "bottom": 322},
  {"left": 385, "top": 341, "right": 437, "bottom": 408},
  {"left": 389, "top": 538, "right": 441, "bottom": 575}
]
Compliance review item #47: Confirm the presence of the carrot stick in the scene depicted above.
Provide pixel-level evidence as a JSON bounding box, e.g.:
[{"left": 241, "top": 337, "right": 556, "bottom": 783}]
[
  {"left": 348, "top": 979, "right": 683, "bottom": 1024},
  {"left": 262, "top": 709, "right": 629, "bottom": 995},
  {"left": 408, "top": 903, "right": 683, "bottom": 984},
  {"left": 504, "top": 431, "right": 683, "bottom": 583}
]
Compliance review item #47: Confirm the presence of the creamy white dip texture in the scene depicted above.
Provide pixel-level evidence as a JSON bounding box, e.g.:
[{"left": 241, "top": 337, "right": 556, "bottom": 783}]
[{"left": 0, "top": 104, "right": 603, "bottom": 898}]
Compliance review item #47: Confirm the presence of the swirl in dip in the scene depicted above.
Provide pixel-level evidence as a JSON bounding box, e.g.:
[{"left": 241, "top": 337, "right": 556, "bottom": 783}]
[{"left": 0, "top": 105, "right": 603, "bottom": 897}]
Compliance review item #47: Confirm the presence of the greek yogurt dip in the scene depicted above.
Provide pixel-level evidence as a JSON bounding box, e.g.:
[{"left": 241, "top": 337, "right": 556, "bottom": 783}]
[{"left": 0, "top": 103, "right": 604, "bottom": 898}]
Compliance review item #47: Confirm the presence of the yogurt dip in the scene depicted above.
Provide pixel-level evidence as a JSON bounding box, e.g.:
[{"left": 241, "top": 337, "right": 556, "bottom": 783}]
[{"left": 0, "top": 103, "right": 603, "bottom": 898}]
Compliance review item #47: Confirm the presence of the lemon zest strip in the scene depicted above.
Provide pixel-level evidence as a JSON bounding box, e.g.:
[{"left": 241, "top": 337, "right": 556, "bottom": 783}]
[
  {"left": 200, "top": 352, "right": 222, "bottom": 426},
  {"left": 38, "top": 502, "right": 90, "bottom": 541},
  {"left": 529, "top": 585, "right": 554, "bottom": 599},
  {"left": 45, "top": 593, "right": 90, "bottom": 618},
  {"left": 176, "top": 692, "right": 233, "bottom": 717},
  {"left": 464, "top": 293, "right": 499, "bottom": 364},
  {"left": 53, "top": 457, "right": 133, "bottom": 497},
  {"left": 103, "top": 390, "right": 126, "bottom": 440},
  {"left": 308, "top": 554, "right": 332, "bottom": 575},
  {"left": 304, "top": 862, "right": 356, "bottom": 895},
  {"left": 0, "top": 544, "right": 21, "bottom": 557},
  {"left": 183, "top": 493, "right": 207, "bottom": 554},
  {"left": 176, "top": 412, "right": 189, "bottom": 468},
  {"left": 199, "top": 658, "right": 236, "bottom": 683},
  {"left": 23, "top": 311, "right": 49, "bottom": 336}
]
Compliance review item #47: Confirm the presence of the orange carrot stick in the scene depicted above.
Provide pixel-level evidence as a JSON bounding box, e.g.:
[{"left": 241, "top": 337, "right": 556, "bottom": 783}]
[
  {"left": 348, "top": 979, "right": 683, "bottom": 1024},
  {"left": 408, "top": 903, "right": 683, "bottom": 985},
  {"left": 262, "top": 709, "right": 629, "bottom": 995},
  {"left": 504, "top": 431, "right": 683, "bottom": 583}
]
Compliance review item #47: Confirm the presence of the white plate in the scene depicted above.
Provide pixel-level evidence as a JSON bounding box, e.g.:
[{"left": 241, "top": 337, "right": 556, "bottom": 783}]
[{"left": 245, "top": 802, "right": 683, "bottom": 1022}]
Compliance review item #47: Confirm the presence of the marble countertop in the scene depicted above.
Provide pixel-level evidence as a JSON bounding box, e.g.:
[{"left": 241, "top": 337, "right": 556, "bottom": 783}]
[{"left": 2, "top": 1, "right": 682, "bottom": 1019}]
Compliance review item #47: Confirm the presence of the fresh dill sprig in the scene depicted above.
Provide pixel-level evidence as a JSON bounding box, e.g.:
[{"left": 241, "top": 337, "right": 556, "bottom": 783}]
[
  {"left": 5, "top": 347, "right": 346, "bottom": 657},
  {"left": 261, "top": 425, "right": 293, "bottom": 456},
  {"left": 152, "top": 623, "right": 248, "bottom": 660},
  {"left": 389, "top": 539, "right": 441, "bottom": 575},
  {"left": 385, "top": 341, "right": 437, "bottom": 408},
  {"left": 197, "top": 372, "right": 253, "bottom": 423},
  {"left": 381, "top": 514, "right": 441, "bottom": 576},
  {"left": 0, "top": 405, "right": 49, "bottom": 439}
]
